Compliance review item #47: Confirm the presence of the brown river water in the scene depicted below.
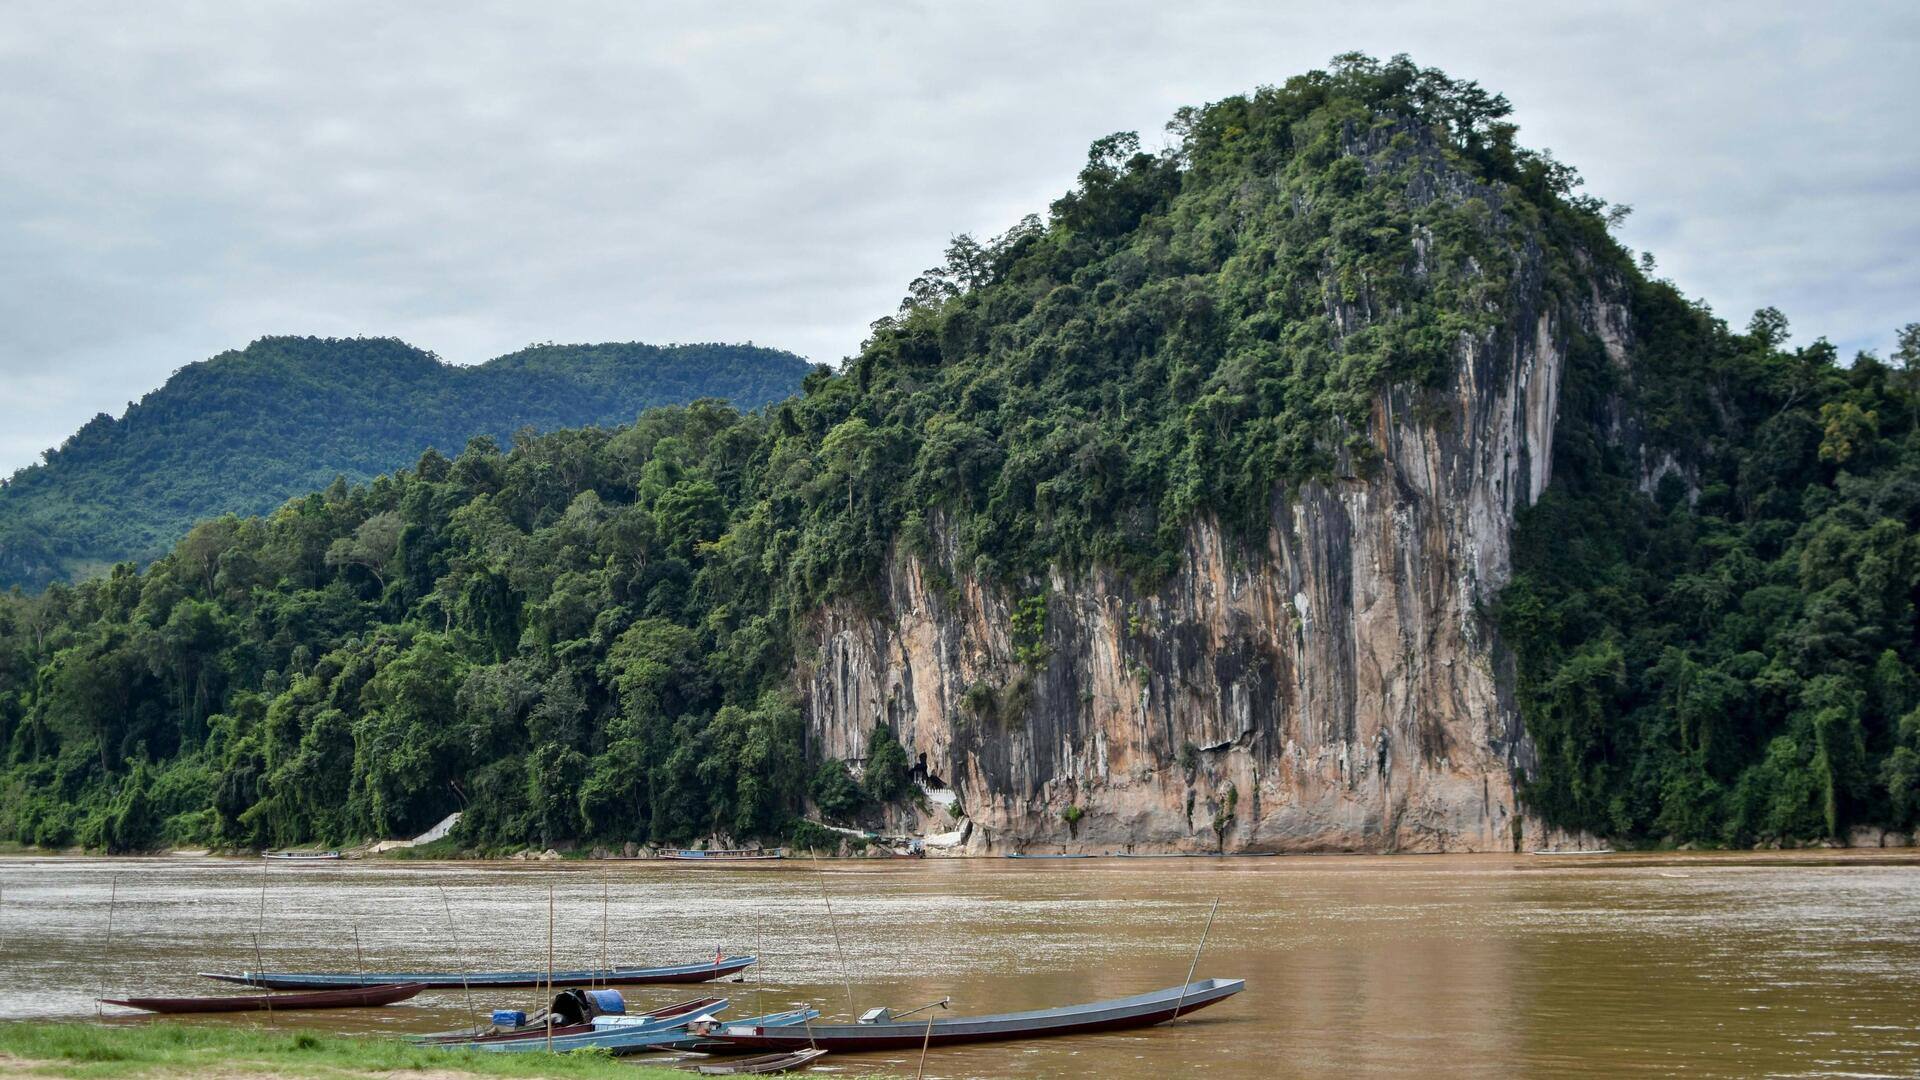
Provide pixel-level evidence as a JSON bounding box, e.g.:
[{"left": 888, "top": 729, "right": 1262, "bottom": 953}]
[{"left": 2, "top": 851, "right": 1919, "bottom": 1077}]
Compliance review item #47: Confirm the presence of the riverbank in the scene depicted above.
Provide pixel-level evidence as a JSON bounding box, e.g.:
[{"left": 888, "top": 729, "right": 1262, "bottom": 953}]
[
  {"left": 0, "top": 1023, "right": 689, "bottom": 1079},
  {"left": 1, "top": 839, "right": 1919, "bottom": 863},
  {"left": 2, "top": 853, "right": 1918, "bottom": 1076}
]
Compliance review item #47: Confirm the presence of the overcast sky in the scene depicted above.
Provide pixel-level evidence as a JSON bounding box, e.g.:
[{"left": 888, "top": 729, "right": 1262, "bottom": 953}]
[{"left": 2, "top": 2, "right": 1916, "bottom": 476}]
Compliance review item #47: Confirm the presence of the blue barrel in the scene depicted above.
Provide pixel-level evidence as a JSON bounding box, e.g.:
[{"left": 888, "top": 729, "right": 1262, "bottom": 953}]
[
  {"left": 491, "top": 1009, "right": 526, "bottom": 1026},
  {"left": 583, "top": 989, "right": 625, "bottom": 1015}
]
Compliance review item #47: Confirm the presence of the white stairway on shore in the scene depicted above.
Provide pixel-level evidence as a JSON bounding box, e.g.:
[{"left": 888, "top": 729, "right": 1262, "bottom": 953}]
[{"left": 367, "top": 811, "right": 462, "bottom": 853}]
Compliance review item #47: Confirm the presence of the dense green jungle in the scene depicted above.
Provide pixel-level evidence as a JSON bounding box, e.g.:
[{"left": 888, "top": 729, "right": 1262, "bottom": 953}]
[{"left": 1, "top": 55, "right": 1914, "bottom": 854}]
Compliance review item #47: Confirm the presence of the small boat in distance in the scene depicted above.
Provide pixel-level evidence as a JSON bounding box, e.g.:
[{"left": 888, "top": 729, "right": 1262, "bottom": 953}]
[
  {"left": 1004, "top": 852, "right": 1094, "bottom": 859},
  {"left": 202, "top": 955, "right": 756, "bottom": 991},
  {"left": 658, "top": 848, "right": 783, "bottom": 862},
  {"left": 101, "top": 981, "right": 424, "bottom": 1014},
  {"left": 707, "top": 977, "right": 1244, "bottom": 1051},
  {"left": 262, "top": 849, "right": 341, "bottom": 861},
  {"left": 1529, "top": 848, "right": 1616, "bottom": 855},
  {"left": 1111, "top": 851, "right": 1279, "bottom": 859}
]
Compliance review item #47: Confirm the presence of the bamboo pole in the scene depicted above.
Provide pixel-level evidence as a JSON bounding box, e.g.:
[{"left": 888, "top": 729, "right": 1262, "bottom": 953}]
[
  {"left": 96, "top": 873, "right": 119, "bottom": 1020},
  {"left": 913, "top": 998, "right": 949, "bottom": 1080},
  {"left": 600, "top": 876, "right": 610, "bottom": 987},
  {"left": 545, "top": 884, "right": 555, "bottom": 1052},
  {"left": 435, "top": 884, "right": 477, "bottom": 1034},
  {"left": 255, "top": 856, "right": 270, "bottom": 1026},
  {"left": 1172, "top": 897, "right": 1221, "bottom": 1020},
  {"left": 255, "top": 932, "right": 273, "bottom": 1027},
  {"left": 813, "top": 864, "right": 855, "bottom": 1017}
]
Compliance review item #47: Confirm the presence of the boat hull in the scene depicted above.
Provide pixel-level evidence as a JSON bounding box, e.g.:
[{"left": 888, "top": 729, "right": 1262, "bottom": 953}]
[
  {"left": 659, "top": 850, "right": 782, "bottom": 862},
  {"left": 476, "top": 1006, "right": 821, "bottom": 1056},
  {"left": 1111, "top": 852, "right": 1278, "bottom": 859},
  {"left": 102, "top": 982, "right": 424, "bottom": 1014},
  {"left": 695, "top": 1047, "right": 830, "bottom": 1075},
  {"left": 711, "top": 978, "right": 1242, "bottom": 1051},
  {"left": 434, "top": 996, "right": 725, "bottom": 1047},
  {"left": 202, "top": 955, "right": 755, "bottom": 990}
]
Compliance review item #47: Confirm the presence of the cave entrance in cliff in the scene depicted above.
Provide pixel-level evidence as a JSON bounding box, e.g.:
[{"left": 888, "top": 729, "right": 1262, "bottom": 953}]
[{"left": 913, "top": 753, "right": 947, "bottom": 791}]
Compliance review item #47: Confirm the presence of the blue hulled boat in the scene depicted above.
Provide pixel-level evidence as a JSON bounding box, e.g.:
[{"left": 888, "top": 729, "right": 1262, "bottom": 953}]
[{"left": 201, "top": 955, "right": 756, "bottom": 990}]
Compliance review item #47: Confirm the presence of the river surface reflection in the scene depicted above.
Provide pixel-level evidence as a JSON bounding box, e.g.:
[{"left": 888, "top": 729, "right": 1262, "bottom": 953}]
[{"left": 2, "top": 851, "right": 1918, "bottom": 1077}]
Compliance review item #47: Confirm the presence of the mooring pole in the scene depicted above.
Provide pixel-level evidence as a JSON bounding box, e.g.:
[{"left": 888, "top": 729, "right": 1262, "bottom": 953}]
[
  {"left": 813, "top": 864, "right": 855, "bottom": 1017},
  {"left": 913, "top": 997, "right": 950, "bottom": 1080},
  {"left": 546, "top": 884, "right": 555, "bottom": 1051},
  {"left": 435, "top": 884, "right": 477, "bottom": 1033},
  {"left": 1172, "top": 897, "right": 1221, "bottom": 1020},
  {"left": 96, "top": 873, "right": 120, "bottom": 1020}
]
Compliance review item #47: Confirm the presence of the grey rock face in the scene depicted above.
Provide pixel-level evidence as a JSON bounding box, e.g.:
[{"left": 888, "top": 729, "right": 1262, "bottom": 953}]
[{"left": 799, "top": 132, "right": 1631, "bottom": 854}]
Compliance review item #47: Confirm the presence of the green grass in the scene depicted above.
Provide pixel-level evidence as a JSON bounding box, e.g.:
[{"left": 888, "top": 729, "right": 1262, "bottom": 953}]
[
  {"left": 374, "top": 836, "right": 467, "bottom": 860},
  {"left": 0, "top": 1021, "right": 688, "bottom": 1078}
]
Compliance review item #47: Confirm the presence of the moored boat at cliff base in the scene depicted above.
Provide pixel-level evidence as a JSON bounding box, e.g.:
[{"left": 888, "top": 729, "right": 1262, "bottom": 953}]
[
  {"left": 1111, "top": 851, "right": 1280, "bottom": 859},
  {"left": 658, "top": 848, "right": 783, "bottom": 861}
]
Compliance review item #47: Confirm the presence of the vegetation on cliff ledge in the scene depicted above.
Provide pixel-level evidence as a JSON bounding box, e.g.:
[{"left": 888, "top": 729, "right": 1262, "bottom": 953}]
[{"left": 0, "top": 53, "right": 1910, "bottom": 852}]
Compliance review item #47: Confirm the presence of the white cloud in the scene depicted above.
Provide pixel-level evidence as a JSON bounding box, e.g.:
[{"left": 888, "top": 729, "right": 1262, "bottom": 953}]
[{"left": 2, "top": 0, "right": 1916, "bottom": 473}]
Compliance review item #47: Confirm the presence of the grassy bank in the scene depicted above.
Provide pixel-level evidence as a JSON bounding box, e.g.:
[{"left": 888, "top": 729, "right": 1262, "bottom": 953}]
[{"left": 0, "top": 1022, "right": 689, "bottom": 1078}]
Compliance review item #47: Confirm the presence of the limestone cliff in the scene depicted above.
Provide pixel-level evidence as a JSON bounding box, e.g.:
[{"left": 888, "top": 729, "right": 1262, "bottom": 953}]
[{"left": 799, "top": 128, "right": 1633, "bottom": 854}]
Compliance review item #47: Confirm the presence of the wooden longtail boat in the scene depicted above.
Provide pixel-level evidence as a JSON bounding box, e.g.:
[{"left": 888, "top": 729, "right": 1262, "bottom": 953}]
[
  {"left": 202, "top": 955, "right": 755, "bottom": 990},
  {"left": 674, "top": 1009, "right": 819, "bottom": 1052},
  {"left": 262, "top": 850, "right": 341, "bottom": 861},
  {"left": 658, "top": 848, "right": 782, "bottom": 862},
  {"left": 475, "top": 1006, "right": 820, "bottom": 1055},
  {"left": 101, "top": 982, "right": 424, "bottom": 1014},
  {"left": 708, "top": 978, "right": 1244, "bottom": 1051},
  {"left": 419, "top": 992, "right": 722, "bottom": 1045},
  {"left": 1111, "top": 851, "right": 1279, "bottom": 859},
  {"left": 429, "top": 1020, "right": 591, "bottom": 1044},
  {"left": 695, "top": 1047, "right": 829, "bottom": 1075},
  {"left": 457, "top": 997, "right": 727, "bottom": 1051},
  {"left": 1004, "top": 852, "right": 1094, "bottom": 859}
]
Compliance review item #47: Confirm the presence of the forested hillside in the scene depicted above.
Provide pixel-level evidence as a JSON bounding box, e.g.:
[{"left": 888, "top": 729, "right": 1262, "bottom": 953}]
[
  {"left": 0, "top": 55, "right": 1913, "bottom": 854},
  {"left": 0, "top": 338, "right": 811, "bottom": 590},
  {"left": 1501, "top": 303, "right": 1920, "bottom": 845}
]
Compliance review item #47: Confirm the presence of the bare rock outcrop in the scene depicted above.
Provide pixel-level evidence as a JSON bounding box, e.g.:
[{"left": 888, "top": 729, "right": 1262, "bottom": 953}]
[{"left": 799, "top": 128, "right": 1631, "bottom": 854}]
